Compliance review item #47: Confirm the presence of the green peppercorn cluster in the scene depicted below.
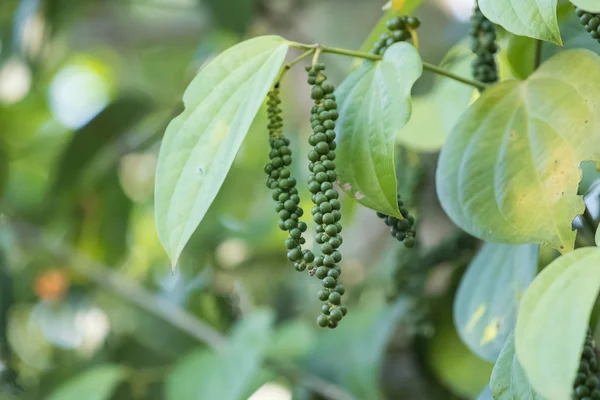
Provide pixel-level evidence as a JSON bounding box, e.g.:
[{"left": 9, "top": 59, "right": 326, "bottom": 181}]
[
  {"left": 469, "top": 3, "right": 498, "bottom": 85},
  {"left": 376, "top": 194, "right": 416, "bottom": 248},
  {"left": 576, "top": 8, "right": 600, "bottom": 43},
  {"left": 573, "top": 328, "right": 600, "bottom": 399},
  {"left": 371, "top": 16, "right": 421, "bottom": 55},
  {"left": 306, "top": 63, "right": 347, "bottom": 329},
  {"left": 264, "top": 88, "right": 314, "bottom": 272}
]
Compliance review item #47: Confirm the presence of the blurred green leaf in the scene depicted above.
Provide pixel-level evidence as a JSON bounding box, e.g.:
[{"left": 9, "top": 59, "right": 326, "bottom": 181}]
[
  {"left": 506, "top": 35, "right": 536, "bottom": 80},
  {"left": 516, "top": 247, "right": 600, "bottom": 400},
  {"left": 154, "top": 35, "right": 288, "bottom": 267},
  {"left": 203, "top": 0, "right": 254, "bottom": 35},
  {"left": 305, "top": 300, "right": 408, "bottom": 400},
  {"left": 454, "top": 244, "right": 538, "bottom": 362},
  {"left": 397, "top": 41, "right": 475, "bottom": 152},
  {"left": 336, "top": 42, "right": 422, "bottom": 217},
  {"left": 52, "top": 95, "right": 152, "bottom": 193},
  {"left": 267, "top": 320, "right": 316, "bottom": 361},
  {"left": 490, "top": 333, "right": 543, "bottom": 400},
  {"left": 165, "top": 309, "right": 274, "bottom": 400},
  {"left": 0, "top": 145, "right": 7, "bottom": 199},
  {"left": 427, "top": 315, "right": 494, "bottom": 398},
  {"left": 596, "top": 225, "right": 600, "bottom": 247},
  {"left": 45, "top": 365, "right": 129, "bottom": 400}
]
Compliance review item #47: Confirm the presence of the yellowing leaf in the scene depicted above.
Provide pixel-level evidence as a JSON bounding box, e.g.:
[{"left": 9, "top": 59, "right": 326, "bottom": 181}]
[
  {"left": 437, "top": 50, "right": 600, "bottom": 252},
  {"left": 454, "top": 244, "right": 538, "bottom": 362}
]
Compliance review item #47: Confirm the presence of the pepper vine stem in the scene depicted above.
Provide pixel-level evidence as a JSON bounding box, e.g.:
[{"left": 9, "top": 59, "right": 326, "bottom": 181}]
[
  {"left": 275, "top": 48, "right": 316, "bottom": 85},
  {"left": 288, "top": 41, "right": 487, "bottom": 91}
]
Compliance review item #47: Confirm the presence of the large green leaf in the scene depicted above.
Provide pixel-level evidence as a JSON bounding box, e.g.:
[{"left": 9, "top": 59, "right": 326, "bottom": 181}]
[
  {"left": 335, "top": 42, "right": 422, "bottom": 217},
  {"left": 154, "top": 36, "right": 288, "bottom": 267},
  {"left": 45, "top": 365, "right": 129, "bottom": 400},
  {"left": 515, "top": 247, "right": 600, "bottom": 400},
  {"left": 478, "top": 0, "right": 562, "bottom": 45},
  {"left": 571, "top": 0, "right": 600, "bottom": 12},
  {"left": 397, "top": 42, "right": 475, "bottom": 152},
  {"left": 165, "top": 310, "right": 274, "bottom": 400},
  {"left": 437, "top": 49, "right": 600, "bottom": 253},
  {"left": 454, "top": 244, "right": 538, "bottom": 362},
  {"left": 490, "top": 333, "right": 544, "bottom": 400},
  {"left": 52, "top": 95, "right": 152, "bottom": 193}
]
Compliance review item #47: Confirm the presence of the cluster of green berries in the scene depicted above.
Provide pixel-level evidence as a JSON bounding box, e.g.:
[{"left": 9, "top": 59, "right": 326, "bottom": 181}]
[
  {"left": 576, "top": 8, "right": 600, "bottom": 43},
  {"left": 376, "top": 194, "right": 416, "bottom": 248},
  {"left": 573, "top": 328, "right": 600, "bottom": 399},
  {"left": 306, "top": 63, "right": 348, "bottom": 329},
  {"left": 370, "top": 16, "right": 421, "bottom": 55},
  {"left": 469, "top": 3, "right": 498, "bottom": 85},
  {"left": 264, "top": 88, "right": 313, "bottom": 272}
]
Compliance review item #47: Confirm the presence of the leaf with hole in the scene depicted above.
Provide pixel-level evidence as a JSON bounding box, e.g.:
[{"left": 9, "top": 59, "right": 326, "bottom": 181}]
[
  {"left": 437, "top": 49, "right": 600, "bottom": 253},
  {"left": 335, "top": 42, "right": 422, "bottom": 217},
  {"left": 515, "top": 247, "right": 600, "bottom": 400},
  {"left": 154, "top": 35, "right": 289, "bottom": 267},
  {"left": 454, "top": 244, "right": 538, "bottom": 362},
  {"left": 478, "top": 0, "right": 562, "bottom": 45},
  {"left": 490, "top": 333, "right": 544, "bottom": 400}
]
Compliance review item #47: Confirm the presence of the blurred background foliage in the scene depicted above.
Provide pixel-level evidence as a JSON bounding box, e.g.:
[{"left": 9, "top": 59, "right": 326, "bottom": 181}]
[{"left": 0, "top": 0, "right": 598, "bottom": 399}]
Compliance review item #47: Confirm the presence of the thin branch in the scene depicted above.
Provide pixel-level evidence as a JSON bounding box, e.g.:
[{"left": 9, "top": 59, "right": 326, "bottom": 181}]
[
  {"left": 288, "top": 41, "right": 487, "bottom": 90},
  {"left": 10, "top": 220, "right": 353, "bottom": 400},
  {"left": 275, "top": 48, "right": 315, "bottom": 85}
]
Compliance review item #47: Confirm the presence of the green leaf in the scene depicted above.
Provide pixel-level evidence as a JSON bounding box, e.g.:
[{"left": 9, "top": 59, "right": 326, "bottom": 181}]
[
  {"left": 52, "top": 95, "right": 152, "bottom": 193},
  {"left": 571, "top": 0, "right": 600, "bottom": 12},
  {"left": 0, "top": 145, "right": 7, "bottom": 199},
  {"left": 454, "top": 244, "right": 538, "bottom": 362},
  {"left": 515, "top": 247, "right": 600, "bottom": 400},
  {"left": 45, "top": 365, "right": 128, "bottom": 400},
  {"left": 305, "top": 300, "right": 408, "bottom": 399},
  {"left": 203, "top": 0, "right": 255, "bottom": 35},
  {"left": 490, "top": 333, "right": 544, "bottom": 400},
  {"left": 436, "top": 49, "right": 600, "bottom": 253},
  {"left": 596, "top": 226, "right": 600, "bottom": 246},
  {"left": 154, "top": 36, "right": 288, "bottom": 267},
  {"left": 397, "top": 42, "right": 475, "bottom": 152},
  {"left": 165, "top": 310, "right": 274, "bottom": 400},
  {"left": 335, "top": 42, "right": 422, "bottom": 217},
  {"left": 358, "top": 0, "right": 424, "bottom": 54},
  {"left": 478, "top": 0, "right": 562, "bottom": 45}
]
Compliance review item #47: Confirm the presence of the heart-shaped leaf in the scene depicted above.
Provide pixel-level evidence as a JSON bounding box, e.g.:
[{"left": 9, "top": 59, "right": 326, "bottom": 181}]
[
  {"left": 515, "top": 247, "right": 600, "bottom": 400},
  {"left": 490, "top": 333, "right": 544, "bottom": 400},
  {"left": 572, "top": 0, "right": 600, "bottom": 12},
  {"left": 454, "top": 244, "right": 538, "bottom": 362},
  {"left": 335, "top": 42, "right": 422, "bottom": 217},
  {"left": 478, "top": 0, "right": 562, "bottom": 45},
  {"left": 437, "top": 49, "right": 600, "bottom": 253},
  {"left": 154, "top": 36, "right": 288, "bottom": 266}
]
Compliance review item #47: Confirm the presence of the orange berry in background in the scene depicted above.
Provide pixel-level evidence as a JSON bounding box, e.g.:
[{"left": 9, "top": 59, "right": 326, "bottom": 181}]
[{"left": 34, "top": 269, "right": 69, "bottom": 301}]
